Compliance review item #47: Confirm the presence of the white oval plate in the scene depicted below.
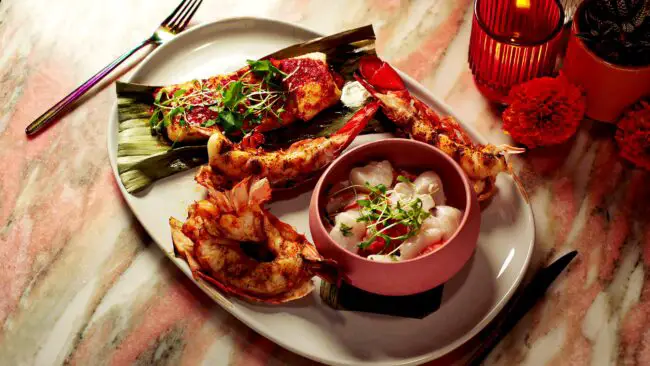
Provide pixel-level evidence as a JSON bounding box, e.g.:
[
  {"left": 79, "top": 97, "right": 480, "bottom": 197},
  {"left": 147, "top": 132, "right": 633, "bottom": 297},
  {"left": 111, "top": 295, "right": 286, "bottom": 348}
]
[{"left": 107, "top": 17, "right": 534, "bottom": 366}]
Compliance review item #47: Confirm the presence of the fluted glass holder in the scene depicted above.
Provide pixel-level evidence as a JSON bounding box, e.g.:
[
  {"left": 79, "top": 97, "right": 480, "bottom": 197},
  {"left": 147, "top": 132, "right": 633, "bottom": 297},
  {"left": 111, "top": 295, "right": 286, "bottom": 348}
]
[{"left": 468, "top": 0, "right": 565, "bottom": 104}]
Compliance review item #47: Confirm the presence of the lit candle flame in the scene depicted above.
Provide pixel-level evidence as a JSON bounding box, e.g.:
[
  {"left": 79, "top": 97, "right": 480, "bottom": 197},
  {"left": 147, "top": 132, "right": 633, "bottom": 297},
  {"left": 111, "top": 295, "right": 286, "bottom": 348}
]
[{"left": 516, "top": 0, "right": 531, "bottom": 9}]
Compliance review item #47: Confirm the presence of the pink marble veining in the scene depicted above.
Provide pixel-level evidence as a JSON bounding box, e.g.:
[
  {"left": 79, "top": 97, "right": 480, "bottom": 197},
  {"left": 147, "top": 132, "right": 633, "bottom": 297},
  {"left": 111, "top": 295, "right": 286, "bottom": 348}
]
[{"left": 1, "top": 0, "right": 650, "bottom": 365}]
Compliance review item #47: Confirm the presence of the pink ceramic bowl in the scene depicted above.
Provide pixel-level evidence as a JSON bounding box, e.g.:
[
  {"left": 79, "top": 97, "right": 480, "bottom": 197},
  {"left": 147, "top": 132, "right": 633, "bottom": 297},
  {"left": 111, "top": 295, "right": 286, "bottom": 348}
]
[{"left": 309, "top": 138, "right": 481, "bottom": 296}]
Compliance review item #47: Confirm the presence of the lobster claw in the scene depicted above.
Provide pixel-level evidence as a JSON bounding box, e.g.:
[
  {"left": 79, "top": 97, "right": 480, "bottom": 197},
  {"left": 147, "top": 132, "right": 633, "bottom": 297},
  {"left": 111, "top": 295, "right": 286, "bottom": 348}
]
[{"left": 358, "top": 55, "right": 406, "bottom": 92}]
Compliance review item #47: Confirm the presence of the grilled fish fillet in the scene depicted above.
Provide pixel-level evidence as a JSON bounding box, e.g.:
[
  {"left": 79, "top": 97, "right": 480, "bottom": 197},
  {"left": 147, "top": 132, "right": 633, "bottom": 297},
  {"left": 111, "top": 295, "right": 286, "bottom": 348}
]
[{"left": 154, "top": 52, "right": 342, "bottom": 143}]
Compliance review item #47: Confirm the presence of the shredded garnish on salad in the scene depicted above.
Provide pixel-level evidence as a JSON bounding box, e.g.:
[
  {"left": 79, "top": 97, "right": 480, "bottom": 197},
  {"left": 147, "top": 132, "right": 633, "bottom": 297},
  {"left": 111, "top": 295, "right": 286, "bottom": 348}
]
[{"left": 355, "top": 177, "right": 431, "bottom": 252}]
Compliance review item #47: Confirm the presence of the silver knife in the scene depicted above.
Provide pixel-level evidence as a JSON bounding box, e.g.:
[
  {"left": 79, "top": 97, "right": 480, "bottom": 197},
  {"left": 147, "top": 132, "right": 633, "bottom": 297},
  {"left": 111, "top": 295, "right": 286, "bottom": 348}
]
[{"left": 467, "top": 250, "right": 578, "bottom": 365}]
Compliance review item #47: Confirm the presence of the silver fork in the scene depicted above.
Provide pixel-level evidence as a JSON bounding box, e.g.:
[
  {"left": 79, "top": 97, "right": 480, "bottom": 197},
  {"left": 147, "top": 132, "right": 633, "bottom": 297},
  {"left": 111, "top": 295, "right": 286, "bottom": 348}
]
[{"left": 25, "top": 0, "right": 204, "bottom": 136}]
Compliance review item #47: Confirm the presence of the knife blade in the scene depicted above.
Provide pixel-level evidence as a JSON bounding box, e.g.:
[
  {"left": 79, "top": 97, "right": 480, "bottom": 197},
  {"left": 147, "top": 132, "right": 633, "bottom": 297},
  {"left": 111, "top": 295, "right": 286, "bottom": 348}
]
[{"left": 467, "top": 250, "right": 578, "bottom": 365}]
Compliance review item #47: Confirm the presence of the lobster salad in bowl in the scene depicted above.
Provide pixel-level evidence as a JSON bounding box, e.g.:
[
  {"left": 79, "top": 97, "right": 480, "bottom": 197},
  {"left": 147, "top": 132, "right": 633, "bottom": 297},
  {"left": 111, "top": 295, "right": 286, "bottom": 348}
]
[{"left": 325, "top": 160, "right": 463, "bottom": 262}]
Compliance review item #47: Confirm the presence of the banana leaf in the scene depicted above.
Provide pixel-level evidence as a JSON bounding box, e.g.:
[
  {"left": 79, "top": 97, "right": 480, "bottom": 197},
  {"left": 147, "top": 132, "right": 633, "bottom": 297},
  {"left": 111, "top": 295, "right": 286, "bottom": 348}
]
[{"left": 115, "top": 24, "right": 381, "bottom": 194}]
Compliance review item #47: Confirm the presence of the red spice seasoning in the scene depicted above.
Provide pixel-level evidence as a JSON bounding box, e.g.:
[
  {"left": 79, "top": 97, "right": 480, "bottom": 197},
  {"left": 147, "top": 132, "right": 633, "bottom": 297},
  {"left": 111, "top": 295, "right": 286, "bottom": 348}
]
[
  {"left": 502, "top": 75, "right": 585, "bottom": 148},
  {"left": 616, "top": 99, "right": 650, "bottom": 171}
]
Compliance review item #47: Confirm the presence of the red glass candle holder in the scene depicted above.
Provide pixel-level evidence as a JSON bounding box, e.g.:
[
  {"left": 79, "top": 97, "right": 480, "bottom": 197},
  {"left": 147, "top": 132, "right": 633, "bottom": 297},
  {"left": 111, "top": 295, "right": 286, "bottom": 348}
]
[{"left": 468, "top": 0, "right": 565, "bottom": 104}]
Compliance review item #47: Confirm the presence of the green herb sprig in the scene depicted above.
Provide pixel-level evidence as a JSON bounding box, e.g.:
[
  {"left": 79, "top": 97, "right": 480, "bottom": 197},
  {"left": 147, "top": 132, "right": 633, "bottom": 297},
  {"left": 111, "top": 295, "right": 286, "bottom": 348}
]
[
  {"left": 355, "top": 176, "right": 431, "bottom": 254},
  {"left": 339, "top": 223, "right": 353, "bottom": 237},
  {"left": 149, "top": 60, "right": 292, "bottom": 138}
]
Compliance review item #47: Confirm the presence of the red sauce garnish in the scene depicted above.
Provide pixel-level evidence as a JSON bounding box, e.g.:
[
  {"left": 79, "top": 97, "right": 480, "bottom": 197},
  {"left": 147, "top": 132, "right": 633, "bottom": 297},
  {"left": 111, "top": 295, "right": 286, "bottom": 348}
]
[
  {"left": 186, "top": 106, "right": 219, "bottom": 126},
  {"left": 343, "top": 201, "right": 360, "bottom": 211},
  {"left": 358, "top": 221, "right": 409, "bottom": 256},
  {"left": 419, "top": 242, "right": 445, "bottom": 256}
]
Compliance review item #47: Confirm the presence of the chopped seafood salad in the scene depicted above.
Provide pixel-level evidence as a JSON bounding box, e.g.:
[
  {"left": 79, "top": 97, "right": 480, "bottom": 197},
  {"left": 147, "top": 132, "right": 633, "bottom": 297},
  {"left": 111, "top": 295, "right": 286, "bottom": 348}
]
[{"left": 326, "top": 160, "right": 463, "bottom": 262}]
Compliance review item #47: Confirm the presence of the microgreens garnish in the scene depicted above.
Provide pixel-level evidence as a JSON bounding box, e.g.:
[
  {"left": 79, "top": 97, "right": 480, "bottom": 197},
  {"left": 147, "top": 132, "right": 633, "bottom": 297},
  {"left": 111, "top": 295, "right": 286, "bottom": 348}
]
[
  {"left": 396, "top": 175, "right": 412, "bottom": 184},
  {"left": 355, "top": 182, "right": 431, "bottom": 254},
  {"left": 150, "top": 59, "right": 293, "bottom": 138},
  {"left": 247, "top": 59, "right": 287, "bottom": 89},
  {"left": 339, "top": 223, "right": 353, "bottom": 237}
]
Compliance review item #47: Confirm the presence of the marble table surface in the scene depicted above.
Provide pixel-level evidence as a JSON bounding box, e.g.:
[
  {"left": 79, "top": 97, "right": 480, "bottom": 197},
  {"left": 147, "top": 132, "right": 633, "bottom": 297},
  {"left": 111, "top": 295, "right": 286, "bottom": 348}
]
[{"left": 2, "top": 0, "right": 649, "bottom": 365}]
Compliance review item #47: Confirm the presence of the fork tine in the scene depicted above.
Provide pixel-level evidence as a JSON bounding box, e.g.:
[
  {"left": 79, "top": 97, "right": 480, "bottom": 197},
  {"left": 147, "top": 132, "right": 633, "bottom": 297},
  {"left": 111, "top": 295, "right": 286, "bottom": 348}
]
[
  {"left": 161, "top": 0, "right": 191, "bottom": 27},
  {"left": 173, "top": 0, "right": 203, "bottom": 33}
]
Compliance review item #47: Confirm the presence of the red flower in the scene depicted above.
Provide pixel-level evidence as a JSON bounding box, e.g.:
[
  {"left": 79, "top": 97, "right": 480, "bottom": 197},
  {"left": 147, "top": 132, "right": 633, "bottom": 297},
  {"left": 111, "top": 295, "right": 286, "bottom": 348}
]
[
  {"left": 616, "top": 100, "right": 650, "bottom": 171},
  {"left": 502, "top": 76, "right": 585, "bottom": 148}
]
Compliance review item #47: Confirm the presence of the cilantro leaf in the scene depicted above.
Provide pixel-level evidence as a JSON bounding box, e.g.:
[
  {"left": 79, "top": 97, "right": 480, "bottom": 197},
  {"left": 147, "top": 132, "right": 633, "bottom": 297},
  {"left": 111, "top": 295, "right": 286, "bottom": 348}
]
[
  {"left": 247, "top": 60, "right": 286, "bottom": 77},
  {"left": 148, "top": 109, "right": 161, "bottom": 127},
  {"left": 397, "top": 175, "right": 412, "bottom": 184},
  {"left": 247, "top": 59, "right": 271, "bottom": 72},
  {"left": 219, "top": 110, "right": 243, "bottom": 133},
  {"left": 339, "top": 223, "right": 353, "bottom": 237},
  {"left": 247, "top": 59, "right": 287, "bottom": 88},
  {"left": 154, "top": 90, "right": 164, "bottom": 103},
  {"left": 357, "top": 199, "right": 371, "bottom": 207},
  {"left": 173, "top": 89, "right": 186, "bottom": 98},
  {"left": 358, "top": 238, "right": 373, "bottom": 249},
  {"left": 164, "top": 106, "right": 185, "bottom": 127},
  {"left": 223, "top": 81, "right": 244, "bottom": 109},
  {"left": 169, "top": 106, "right": 185, "bottom": 119},
  {"left": 201, "top": 119, "right": 218, "bottom": 128}
]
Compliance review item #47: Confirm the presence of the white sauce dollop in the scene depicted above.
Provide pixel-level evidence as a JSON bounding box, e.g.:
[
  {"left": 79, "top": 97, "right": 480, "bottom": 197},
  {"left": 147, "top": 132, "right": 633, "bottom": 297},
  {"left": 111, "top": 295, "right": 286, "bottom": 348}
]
[{"left": 341, "top": 81, "right": 371, "bottom": 108}]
